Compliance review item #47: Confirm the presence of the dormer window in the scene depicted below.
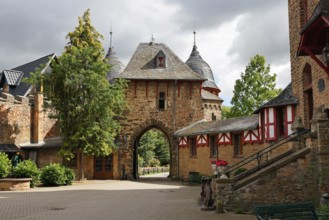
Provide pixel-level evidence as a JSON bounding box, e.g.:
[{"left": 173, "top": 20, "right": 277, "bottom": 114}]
[{"left": 155, "top": 51, "right": 166, "bottom": 68}]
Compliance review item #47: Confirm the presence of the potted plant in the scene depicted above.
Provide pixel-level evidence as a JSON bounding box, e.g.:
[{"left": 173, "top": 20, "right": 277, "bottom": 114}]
[{"left": 211, "top": 159, "right": 228, "bottom": 179}]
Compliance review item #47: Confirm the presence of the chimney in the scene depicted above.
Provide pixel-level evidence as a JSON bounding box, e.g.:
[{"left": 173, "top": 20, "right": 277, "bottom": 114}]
[{"left": 32, "top": 93, "right": 44, "bottom": 143}]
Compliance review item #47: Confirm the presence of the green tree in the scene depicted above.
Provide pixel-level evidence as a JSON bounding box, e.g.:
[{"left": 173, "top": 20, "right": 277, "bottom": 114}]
[
  {"left": 221, "top": 106, "right": 233, "bottom": 119},
  {"left": 138, "top": 129, "right": 170, "bottom": 167},
  {"left": 44, "top": 10, "right": 127, "bottom": 179},
  {"left": 230, "top": 55, "right": 281, "bottom": 117}
]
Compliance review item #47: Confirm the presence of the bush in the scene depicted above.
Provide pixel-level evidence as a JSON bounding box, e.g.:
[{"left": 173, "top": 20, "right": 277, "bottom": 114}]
[
  {"left": 40, "top": 164, "right": 75, "bottom": 186},
  {"left": 40, "top": 163, "right": 66, "bottom": 186},
  {"left": 64, "top": 167, "right": 75, "bottom": 185},
  {"left": 318, "top": 203, "right": 329, "bottom": 220},
  {"left": 12, "top": 160, "right": 41, "bottom": 187},
  {"left": 0, "top": 152, "right": 11, "bottom": 178}
]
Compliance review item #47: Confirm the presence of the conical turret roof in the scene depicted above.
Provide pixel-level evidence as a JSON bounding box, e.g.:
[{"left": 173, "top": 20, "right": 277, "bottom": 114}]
[
  {"left": 105, "top": 47, "right": 125, "bottom": 81},
  {"left": 185, "top": 45, "right": 219, "bottom": 90}
]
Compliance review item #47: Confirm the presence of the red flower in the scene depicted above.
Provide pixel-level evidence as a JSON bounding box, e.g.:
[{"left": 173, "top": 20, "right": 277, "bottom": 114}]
[{"left": 211, "top": 160, "right": 228, "bottom": 166}]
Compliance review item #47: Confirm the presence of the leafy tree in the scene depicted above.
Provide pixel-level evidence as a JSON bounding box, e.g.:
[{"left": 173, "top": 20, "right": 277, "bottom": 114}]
[
  {"left": 138, "top": 129, "right": 170, "bottom": 167},
  {"left": 221, "top": 106, "right": 233, "bottom": 119},
  {"left": 230, "top": 55, "right": 281, "bottom": 117},
  {"left": 43, "top": 10, "right": 127, "bottom": 179}
]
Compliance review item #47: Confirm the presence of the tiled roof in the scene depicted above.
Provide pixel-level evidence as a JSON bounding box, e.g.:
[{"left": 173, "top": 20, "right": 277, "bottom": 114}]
[
  {"left": 118, "top": 43, "right": 205, "bottom": 81},
  {"left": 8, "top": 53, "right": 55, "bottom": 96},
  {"left": 2, "top": 70, "right": 24, "bottom": 86},
  {"left": 175, "top": 114, "right": 258, "bottom": 137},
  {"left": 201, "top": 90, "right": 223, "bottom": 101},
  {"left": 254, "top": 83, "right": 298, "bottom": 113},
  {"left": 186, "top": 45, "right": 219, "bottom": 90}
]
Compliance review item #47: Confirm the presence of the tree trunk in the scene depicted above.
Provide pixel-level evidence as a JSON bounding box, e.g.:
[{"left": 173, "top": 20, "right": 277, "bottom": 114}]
[{"left": 78, "top": 151, "right": 85, "bottom": 180}]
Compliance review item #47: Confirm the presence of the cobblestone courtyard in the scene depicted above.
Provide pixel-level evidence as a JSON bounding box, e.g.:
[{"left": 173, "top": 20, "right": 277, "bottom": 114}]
[{"left": 0, "top": 174, "right": 254, "bottom": 220}]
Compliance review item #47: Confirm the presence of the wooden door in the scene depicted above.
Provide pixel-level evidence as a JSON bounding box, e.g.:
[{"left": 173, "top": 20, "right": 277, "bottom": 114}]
[{"left": 93, "top": 155, "right": 113, "bottom": 179}]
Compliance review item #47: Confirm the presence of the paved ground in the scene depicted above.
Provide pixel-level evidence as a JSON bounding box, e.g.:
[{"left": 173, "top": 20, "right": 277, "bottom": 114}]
[{"left": 0, "top": 173, "right": 255, "bottom": 220}]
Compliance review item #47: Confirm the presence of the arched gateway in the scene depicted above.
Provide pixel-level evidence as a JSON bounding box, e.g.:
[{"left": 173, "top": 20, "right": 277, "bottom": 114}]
[{"left": 105, "top": 40, "right": 222, "bottom": 180}]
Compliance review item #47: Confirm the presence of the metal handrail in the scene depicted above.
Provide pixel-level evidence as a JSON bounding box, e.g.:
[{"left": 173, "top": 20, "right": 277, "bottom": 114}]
[{"left": 226, "top": 128, "right": 311, "bottom": 175}]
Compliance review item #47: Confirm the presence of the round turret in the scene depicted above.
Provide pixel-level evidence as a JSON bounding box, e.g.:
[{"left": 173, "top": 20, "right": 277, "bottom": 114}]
[{"left": 105, "top": 47, "right": 125, "bottom": 81}]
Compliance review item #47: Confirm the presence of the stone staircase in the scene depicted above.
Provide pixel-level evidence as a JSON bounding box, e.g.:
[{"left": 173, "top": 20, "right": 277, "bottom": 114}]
[{"left": 232, "top": 146, "right": 311, "bottom": 190}]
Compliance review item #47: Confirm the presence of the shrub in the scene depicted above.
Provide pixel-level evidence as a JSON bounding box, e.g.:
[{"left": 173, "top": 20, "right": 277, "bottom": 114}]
[
  {"left": 40, "top": 164, "right": 75, "bottom": 186},
  {"left": 12, "top": 160, "right": 41, "bottom": 187},
  {"left": 40, "top": 163, "right": 66, "bottom": 186},
  {"left": 318, "top": 203, "right": 329, "bottom": 220},
  {"left": 0, "top": 152, "right": 11, "bottom": 178},
  {"left": 64, "top": 167, "right": 75, "bottom": 185}
]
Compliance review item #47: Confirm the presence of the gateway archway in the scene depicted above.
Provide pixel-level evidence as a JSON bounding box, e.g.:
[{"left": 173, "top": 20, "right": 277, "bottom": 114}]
[{"left": 132, "top": 125, "right": 172, "bottom": 179}]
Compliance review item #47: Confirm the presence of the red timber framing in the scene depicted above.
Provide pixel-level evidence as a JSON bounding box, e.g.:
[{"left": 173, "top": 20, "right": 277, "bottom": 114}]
[
  {"left": 196, "top": 134, "right": 208, "bottom": 147},
  {"left": 285, "top": 105, "right": 295, "bottom": 136},
  {"left": 218, "top": 132, "right": 231, "bottom": 145},
  {"left": 178, "top": 137, "right": 188, "bottom": 148},
  {"left": 297, "top": 13, "right": 329, "bottom": 78},
  {"left": 264, "top": 107, "right": 277, "bottom": 141},
  {"left": 243, "top": 130, "right": 260, "bottom": 144},
  {"left": 258, "top": 114, "right": 263, "bottom": 142},
  {"left": 177, "top": 82, "right": 181, "bottom": 98}
]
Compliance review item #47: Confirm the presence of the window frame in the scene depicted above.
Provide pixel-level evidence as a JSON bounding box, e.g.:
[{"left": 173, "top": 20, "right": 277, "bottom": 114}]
[
  {"left": 233, "top": 133, "right": 243, "bottom": 157},
  {"left": 209, "top": 135, "right": 218, "bottom": 158},
  {"left": 189, "top": 137, "right": 197, "bottom": 157},
  {"left": 158, "top": 91, "right": 166, "bottom": 110}
]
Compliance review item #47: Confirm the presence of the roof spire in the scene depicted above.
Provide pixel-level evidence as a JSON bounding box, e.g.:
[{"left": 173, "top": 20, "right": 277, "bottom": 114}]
[
  {"left": 110, "top": 23, "right": 113, "bottom": 48},
  {"left": 193, "top": 20, "right": 196, "bottom": 47}
]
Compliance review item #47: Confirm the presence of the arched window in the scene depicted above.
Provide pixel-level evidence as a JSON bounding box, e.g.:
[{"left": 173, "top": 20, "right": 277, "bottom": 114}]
[
  {"left": 302, "top": 63, "right": 313, "bottom": 127},
  {"left": 303, "top": 63, "right": 312, "bottom": 89}
]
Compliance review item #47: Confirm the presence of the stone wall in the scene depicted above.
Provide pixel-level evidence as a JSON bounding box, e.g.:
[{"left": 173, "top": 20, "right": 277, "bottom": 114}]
[
  {"left": 202, "top": 100, "right": 221, "bottom": 121},
  {"left": 215, "top": 147, "right": 318, "bottom": 212},
  {"left": 289, "top": 0, "right": 329, "bottom": 128},
  {"left": 118, "top": 80, "right": 204, "bottom": 179},
  {"left": 0, "top": 93, "right": 31, "bottom": 144}
]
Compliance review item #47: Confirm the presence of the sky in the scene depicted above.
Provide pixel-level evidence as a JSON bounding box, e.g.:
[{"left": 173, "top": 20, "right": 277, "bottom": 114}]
[{"left": 0, "top": 0, "right": 291, "bottom": 106}]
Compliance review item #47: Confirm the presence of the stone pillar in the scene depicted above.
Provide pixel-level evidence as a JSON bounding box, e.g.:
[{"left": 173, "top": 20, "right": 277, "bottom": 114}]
[
  {"left": 215, "top": 178, "right": 234, "bottom": 212},
  {"left": 312, "top": 108, "right": 329, "bottom": 193},
  {"left": 32, "top": 93, "right": 44, "bottom": 143}
]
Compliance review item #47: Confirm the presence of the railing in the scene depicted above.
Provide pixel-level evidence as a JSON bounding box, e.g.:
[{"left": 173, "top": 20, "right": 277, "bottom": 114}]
[
  {"left": 226, "top": 128, "right": 311, "bottom": 176},
  {"left": 138, "top": 166, "right": 170, "bottom": 176}
]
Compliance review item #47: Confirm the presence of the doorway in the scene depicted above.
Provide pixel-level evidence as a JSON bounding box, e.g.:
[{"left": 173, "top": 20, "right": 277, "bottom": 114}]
[{"left": 93, "top": 155, "right": 113, "bottom": 179}]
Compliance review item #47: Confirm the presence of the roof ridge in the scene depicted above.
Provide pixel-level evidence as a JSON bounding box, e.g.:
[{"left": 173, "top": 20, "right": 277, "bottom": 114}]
[
  {"left": 175, "top": 119, "right": 207, "bottom": 136},
  {"left": 12, "top": 53, "right": 55, "bottom": 70}
]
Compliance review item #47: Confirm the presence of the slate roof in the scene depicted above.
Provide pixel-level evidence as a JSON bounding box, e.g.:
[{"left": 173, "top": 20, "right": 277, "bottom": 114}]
[
  {"left": 2, "top": 70, "right": 24, "bottom": 86},
  {"left": 254, "top": 83, "right": 298, "bottom": 113},
  {"left": 186, "top": 45, "right": 219, "bottom": 90},
  {"left": 175, "top": 114, "right": 259, "bottom": 137},
  {"left": 118, "top": 43, "right": 205, "bottom": 81},
  {"left": 7, "top": 53, "right": 55, "bottom": 96},
  {"left": 105, "top": 47, "right": 125, "bottom": 81},
  {"left": 300, "top": 0, "right": 329, "bottom": 35},
  {"left": 201, "top": 90, "right": 223, "bottom": 101}
]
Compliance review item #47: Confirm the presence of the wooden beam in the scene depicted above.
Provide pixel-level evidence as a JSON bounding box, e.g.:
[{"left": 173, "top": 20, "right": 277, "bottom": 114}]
[{"left": 304, "top": 48, "right": 329, "bottom": 78}]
